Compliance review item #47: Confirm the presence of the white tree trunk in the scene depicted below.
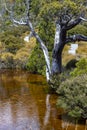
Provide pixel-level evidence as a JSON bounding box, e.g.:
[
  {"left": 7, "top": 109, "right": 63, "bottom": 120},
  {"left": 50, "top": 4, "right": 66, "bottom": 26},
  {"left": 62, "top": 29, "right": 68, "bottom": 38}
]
[
  {"left": 51, "top": 23, "right": 62, "bottom": 74},
  {"left": 27, "top": 21, "right": 51, "bottom": 81},
  {"left": 54, "top": 23, "right": 60, "bottom": 49}
]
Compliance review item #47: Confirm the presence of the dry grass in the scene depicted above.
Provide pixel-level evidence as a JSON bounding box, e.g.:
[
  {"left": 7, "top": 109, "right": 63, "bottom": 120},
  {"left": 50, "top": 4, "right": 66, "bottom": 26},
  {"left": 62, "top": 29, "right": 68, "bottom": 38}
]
[
  {"left": 25, "top": 37, "right": 36, "bottom": 49},
  {"left": 0, "top": 36, "right": 36, "bottom": 62},
  {"left": 14, "top": 36, "right": 36, "bottom": 61},
  {"left": 62, "top": 42, "right": 87, "bottom": 66},
  {"left": 0, "top": 52, "right": 14, "bottom": 60},
  {"left": 77, "top": 42, "right": 87, "bottom": 57}
]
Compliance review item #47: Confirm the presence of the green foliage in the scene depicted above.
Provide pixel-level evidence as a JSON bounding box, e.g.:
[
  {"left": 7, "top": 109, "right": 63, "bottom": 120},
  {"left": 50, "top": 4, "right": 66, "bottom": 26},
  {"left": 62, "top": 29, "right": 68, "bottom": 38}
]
[
  {"left": 26, "top": 44, "right": 46, "bottom": 75},
  {"left": 68, "top": 25, "right": 87, "bottom": 36},
  {"left": 37, "top": 0, "right": 83, "bottom": 49},
  {"left": 56, "top": 58, "right": 87, "bottom": 119},
  {"left": 28, "top": 0, "right": 87, "bottom": 75},
  {"left": 38, "top": 19, "right": 55, "bottom": 51},
  {"left": 70, "top": 58, "right": 87, "bottom": 77},
  {"left": 38, "top": 1, "right": 61, "bottom": 19},
  {"left": 56, "top": 74, "right": 87, "bottom": 119},
  {"left": 0, "top": 52, "right": 14, "bottom": 69},
  {"left": 12, "top": 0, "right": 26, "bottom": 16},
  {"left": 50, "top": 72, "right": 69, "bottom": 90},
  {"left": 0, "top": 30, "right": 24, "bottom": 54}
]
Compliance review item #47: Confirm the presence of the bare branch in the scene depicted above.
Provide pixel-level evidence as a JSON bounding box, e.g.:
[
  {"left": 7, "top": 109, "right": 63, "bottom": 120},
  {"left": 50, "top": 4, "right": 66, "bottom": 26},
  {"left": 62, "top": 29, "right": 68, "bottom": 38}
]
[
  {"left": 66, "top": 34, "right": 87, "bottom": 43},
  {"left": 12, "top": 19, "right": 27, "bottom": 25},
  {"left": 80, "top": 17, "right": 87, "bottom": 22},
  {"left": 4, "top": 2, "right": 12, "bottom": 13},
  {"left": 66, "top": 16, "right": 87, "bottom": 30},
  {"left": 66, "top": 17, "right": 82, "bottom": 30}
]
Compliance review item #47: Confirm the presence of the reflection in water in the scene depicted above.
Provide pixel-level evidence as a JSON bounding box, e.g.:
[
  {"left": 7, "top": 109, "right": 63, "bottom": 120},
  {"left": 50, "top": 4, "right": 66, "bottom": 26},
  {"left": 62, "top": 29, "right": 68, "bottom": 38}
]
[
  {"left": 0, "top": 70, "right": 86, "bottom": 130},
  {"left": 44, "top": 94, "right": 51, "bottom": 126}
]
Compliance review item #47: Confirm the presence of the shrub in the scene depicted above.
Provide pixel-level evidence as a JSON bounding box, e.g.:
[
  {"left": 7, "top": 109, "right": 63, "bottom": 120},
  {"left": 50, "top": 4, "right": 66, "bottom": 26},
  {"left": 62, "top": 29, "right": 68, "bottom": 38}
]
[
  {"left": 68, "top": 24, "right": 87, "bottom": 36},
  {"left": 14, "top": 50, "right": 29, "bottom": 69},
  {"left": 56, "top": 74, "right": 87, "bottom": 119},
  {"left": 70, "top": 58, "right": 87, "bottom": 77},
  {"left": 0, "top": 34, "right": 24, "bottom": 54},
  {"left": 0, "top": 52, "right": 14, "bottom": 69},
  {"left": 26, "top": 44, "right": 46, "bottom": 74}
]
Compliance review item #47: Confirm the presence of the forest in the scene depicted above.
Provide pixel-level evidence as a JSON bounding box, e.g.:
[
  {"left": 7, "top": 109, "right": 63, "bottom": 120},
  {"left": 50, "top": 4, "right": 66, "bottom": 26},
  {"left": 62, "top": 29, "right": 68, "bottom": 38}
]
[{"left": 0, "top": 0, "right": 87, "bottom": 129}]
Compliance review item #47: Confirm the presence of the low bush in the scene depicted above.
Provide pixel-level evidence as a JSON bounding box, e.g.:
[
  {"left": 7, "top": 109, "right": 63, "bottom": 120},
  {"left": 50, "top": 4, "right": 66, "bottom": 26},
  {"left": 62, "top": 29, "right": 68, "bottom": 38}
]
[
  {"left": 0, "top": 52, "right": 14, "bottom": 69},
  {"left": 70, "top": 58, "right": 87, "bottom": 77},
  {"left": 26, "top": 44, "right": 46, "bottom": 74},
  {"left": 56, "top": 74, "right": 87, "bottom": 119},
  {"left": 68, "top": 24, "right": 87, "bottom": 36},
  {"left": 0, "top": 33, "right": 24, "bottom": 54},
  {"left": 50, "top": 72, "right": 69, "bottom": 90}
]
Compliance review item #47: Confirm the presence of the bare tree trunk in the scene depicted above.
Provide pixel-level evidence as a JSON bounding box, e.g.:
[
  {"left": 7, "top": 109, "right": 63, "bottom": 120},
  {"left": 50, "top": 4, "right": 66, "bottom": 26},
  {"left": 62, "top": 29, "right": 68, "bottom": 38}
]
[
  {"left": 51, "top": 23, "right": 66, "bottom": 74},
  {"left": 27, "top": 21, "right": 51, "bottom": 81}
]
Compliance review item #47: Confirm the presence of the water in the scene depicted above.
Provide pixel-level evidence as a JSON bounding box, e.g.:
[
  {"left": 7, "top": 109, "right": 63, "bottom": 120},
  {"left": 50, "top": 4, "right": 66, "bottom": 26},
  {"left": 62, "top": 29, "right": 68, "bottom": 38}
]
[{"left": 0, "top": 70, "right": 86, "bottom": 130}]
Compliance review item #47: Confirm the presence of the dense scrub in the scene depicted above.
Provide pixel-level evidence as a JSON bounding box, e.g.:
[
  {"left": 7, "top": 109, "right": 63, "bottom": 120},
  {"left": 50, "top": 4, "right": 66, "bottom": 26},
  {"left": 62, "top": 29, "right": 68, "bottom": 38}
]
[
  {"left": 0, "top": 27, "right": 36, "bottom": 69},
  {"left": 57, "top": 74, "right": 87, "bottom": 119},
  {"left": 26, "top": 44, "right": 46, "bottom": 74},
  {"left": 56, "top": 58, "right": 87, "bottom": 119}
]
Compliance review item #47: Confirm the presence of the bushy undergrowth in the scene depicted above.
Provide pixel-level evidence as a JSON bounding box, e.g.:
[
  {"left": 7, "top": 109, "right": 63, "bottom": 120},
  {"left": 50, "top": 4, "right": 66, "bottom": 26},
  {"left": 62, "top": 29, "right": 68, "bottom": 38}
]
[
  {"left": 0, "top": 32, "right": 24, "bottom": 54},
  {"left": 68, "top": 24, "right": 87, "bottom": 36},
  {"left": 0, "top": 27, "right": 36, "bottom": 69},
  {"left": 26, "top": 44, "right": 46, "bottom": 75},
  {"left": 50, "top": 71, "right": 70, "bottom": 91},
  {"left": 56, "top": 74, "right": 87, "bottom": 119},
  {"left": 56, "top": 58, "right": 87, "bottom": 119},
  {"left": 70, "top": 58, "right": 87, "bottom": 77}
]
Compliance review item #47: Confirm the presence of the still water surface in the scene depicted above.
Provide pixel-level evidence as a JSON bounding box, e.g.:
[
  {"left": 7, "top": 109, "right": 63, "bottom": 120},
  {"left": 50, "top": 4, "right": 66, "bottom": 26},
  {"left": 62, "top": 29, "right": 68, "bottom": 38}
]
[{"left": 0, "top": 70, "right": 86, "bottom": 130}]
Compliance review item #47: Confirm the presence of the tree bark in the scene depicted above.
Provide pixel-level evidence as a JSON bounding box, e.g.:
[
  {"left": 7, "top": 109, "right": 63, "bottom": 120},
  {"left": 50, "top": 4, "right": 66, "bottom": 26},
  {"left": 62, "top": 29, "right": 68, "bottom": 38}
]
[
  {"left": 51, "top": 16, "right": 87, "bottom": 75},
  {"left": 51, "top": 23, "right": 66, "bottom": 74}
]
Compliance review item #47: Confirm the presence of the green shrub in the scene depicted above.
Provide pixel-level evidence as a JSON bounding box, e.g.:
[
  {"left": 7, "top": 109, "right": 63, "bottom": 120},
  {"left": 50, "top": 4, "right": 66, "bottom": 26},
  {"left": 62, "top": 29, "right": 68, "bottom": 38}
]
[
  {"left": 26, "top": 44, "right": 46, "bottom": 74},
  {"left": 70, "top": 58, "right": 87, "bottom": 77},
  {"left": 56, "top": 74, "right": 87, "bottom": 119},
  {"left": 68, "top": 24, "right": 87, "bottom": 36},
  {"left": 0, "top": 34, "right": 24, "bottom": 54},
  {"left": 0, "top": 52, "right": 14, "bottom": 69},
  {"left": 49, "top": 70, "right": 71, "bottom": 91}
]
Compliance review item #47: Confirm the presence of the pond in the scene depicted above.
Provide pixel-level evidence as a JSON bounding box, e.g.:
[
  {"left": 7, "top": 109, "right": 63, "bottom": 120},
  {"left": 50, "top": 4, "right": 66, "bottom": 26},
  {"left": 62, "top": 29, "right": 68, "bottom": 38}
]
[{"left": 0, "top": 70, "right": 86, "bottom": 130}]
